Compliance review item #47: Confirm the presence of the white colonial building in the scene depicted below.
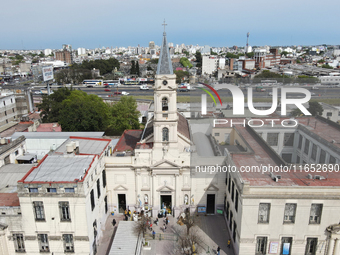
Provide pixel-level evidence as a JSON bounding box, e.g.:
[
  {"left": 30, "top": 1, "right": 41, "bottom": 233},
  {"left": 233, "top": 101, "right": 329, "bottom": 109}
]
[{"left": 105, "top": 31, "right": 226, "bottom": 218}]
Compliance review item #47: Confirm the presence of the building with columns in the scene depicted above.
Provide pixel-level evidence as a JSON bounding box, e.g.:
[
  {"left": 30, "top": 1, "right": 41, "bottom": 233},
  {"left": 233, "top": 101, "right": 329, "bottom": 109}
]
[{"left": 105, "top": 31, "right": 226, "bottom": 218}]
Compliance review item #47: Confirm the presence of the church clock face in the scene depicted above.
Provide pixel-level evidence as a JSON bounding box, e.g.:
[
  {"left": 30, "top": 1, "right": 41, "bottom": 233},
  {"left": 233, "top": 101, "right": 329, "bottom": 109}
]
[{"left": 162, "top": 80, "right": 168, "bottom": 86}]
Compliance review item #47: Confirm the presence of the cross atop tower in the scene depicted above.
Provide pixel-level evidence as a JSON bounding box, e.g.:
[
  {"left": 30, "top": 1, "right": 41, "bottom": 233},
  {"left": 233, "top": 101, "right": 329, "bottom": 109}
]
[{"left": 162, "top": 19, "right": 167, "bottom": 33}]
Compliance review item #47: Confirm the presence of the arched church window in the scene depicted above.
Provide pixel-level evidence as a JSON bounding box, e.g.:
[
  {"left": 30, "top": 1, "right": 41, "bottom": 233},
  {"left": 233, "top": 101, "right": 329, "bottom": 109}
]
[
  {"left": 162, "top": 127, "right": 169, "bottom": 142},
  {"left": 162, "top": 97, "right": 168, "bottom": 111}
]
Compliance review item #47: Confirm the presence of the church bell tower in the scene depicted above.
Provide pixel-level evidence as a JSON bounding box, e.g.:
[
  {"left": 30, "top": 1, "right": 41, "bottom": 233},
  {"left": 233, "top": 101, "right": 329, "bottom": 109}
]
[{"left": 153, "top": 22, "right": 178, "bottom": 153}]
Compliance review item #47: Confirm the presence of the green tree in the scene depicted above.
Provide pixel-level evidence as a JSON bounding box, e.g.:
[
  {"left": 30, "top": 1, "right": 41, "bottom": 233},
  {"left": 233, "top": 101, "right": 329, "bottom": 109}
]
[
  {"left": 58, "top": 91, "right": 112, "bottom": 131},
  {"left": 147, "top": 59, "right": 159, "bottom": 64},
  {"left": 39, "top": 52, "right": 45, "bottom": 58},
  {"left": 290, "top": 108, "right": 303, "bottom": 117},
  {"left": 254, "top": 70, "right": 282, "bottom": 79},
  {"left": 308, "top": 101, "right": 323, "bottom": 116},
  {"left": 296, "top": 59, "right": 301, "bottom": 64},
  {"left": 55, "top": 68, "right": 92, "bottom": 84},
  {"left": 130, "top": 61, "right": 136, "bottom": 74},
  {"left": 226, "top": 52, "right": 245, "bottom": 59},
  {"left": 72, "top": 58, "right": 120, "bottom": 75},
  {"left": 174, "top": 70, "right": 189, "bottom": 83},
  {"left": 281, "top": 51, "right": 289, "bottom": 57},
  {"left": 321, "top": 64, "right": 333, "bottom": 69},
  {"left": 180, "top": 57, "right": 193, "bottom": 69},
  {"left": 210, "top": 49, "right": 218, "bottom": 55},
  {"left": 37, "top": 87, "right": 73, "bottom": 123},
  {"left": 246, "top": 52, "right": 254, "bottom": 58},
  {"left": 317, "top": 59, "right": 325, "bottom": 64},
  {"left": 183, "top": 50, "right": 189, "bottom": 57},
  {"left": 106, "top": 96, "right": 140, "bottom": 135},
  {"left": 195, "top": 51, "right": 202, "bottom": 68},
  {"left": 136, "top": 61, "right": 140, "bottom": 76}
]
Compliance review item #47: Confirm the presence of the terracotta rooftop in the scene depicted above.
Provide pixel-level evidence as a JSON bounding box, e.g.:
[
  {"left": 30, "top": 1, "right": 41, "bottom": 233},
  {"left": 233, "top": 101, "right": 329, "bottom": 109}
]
[
  {"left": 215, "top": 117, "right": 340, "bottom": 187},
  {"left": 36, "top": 123, "right": 62, "bottom": 132},
  {"left": 0, "top": 193, "right": 19, "bottom": 206},
  {"left": 177, "top": 113, "right": 190, "bottom": 140},
  {"left": 0, "top": 122, "right": 33, "bottom": 137},
  {"left": 114, "top": 130, "right": 143, "bottom": 152},
  {"left": 297, "top": 116, "right": 340, "bottom": 149}
]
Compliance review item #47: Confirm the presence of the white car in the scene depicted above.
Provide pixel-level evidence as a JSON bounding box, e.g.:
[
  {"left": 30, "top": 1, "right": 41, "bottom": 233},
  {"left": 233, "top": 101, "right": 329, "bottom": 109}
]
[
  {"left": 140, "top": 85, "right": 149, "bottom": 90},
  {"left": 122, "top": 91, "right": 130, "bottom": 96}
]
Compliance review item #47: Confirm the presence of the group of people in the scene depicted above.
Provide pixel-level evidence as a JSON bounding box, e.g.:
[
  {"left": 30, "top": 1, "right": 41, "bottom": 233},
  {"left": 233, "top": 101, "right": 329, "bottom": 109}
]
[
  {"left": 124, "top": 209, "right": 133, "bottom": 221},
  {"left": 147, "top": 215, "right": 170, "bottom": 239}
]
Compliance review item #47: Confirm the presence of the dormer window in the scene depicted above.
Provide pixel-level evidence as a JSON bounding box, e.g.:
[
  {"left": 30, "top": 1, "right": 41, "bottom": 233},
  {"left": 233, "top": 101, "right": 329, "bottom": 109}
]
[
  {"left": 162, "top": 97, "right": 168, "bottom": 111},
  {"left": 162, "top": 128, "right": 169, "bottom": 142}
]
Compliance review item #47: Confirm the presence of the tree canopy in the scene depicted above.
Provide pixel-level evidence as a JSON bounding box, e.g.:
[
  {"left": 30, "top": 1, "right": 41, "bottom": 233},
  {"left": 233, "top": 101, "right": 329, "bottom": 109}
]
[
  {"left": 321, "top": 64, "right": 333, "bottom": 69},
  {"left": 174, "top": 70, "right": 190, "bottom": 83},
  {"left": 71, "top": 58, "right": 120, "bottom": 75},
  {"left": 38, "top": 88, "right": 140, "bottom": 134},
  {"left": 58, "top": 91, "right": 112, "bottom": 131},
  {"left": 180, "top": 57, "right": 193, "bottom": 69},
  {"left": 106, "top": 96, "right": 140, "bottom": 136},
  {"left": 308, "top": 101, "right": 323, "bottom": 116},
  {"left": 226, "top": 52, "right": 245, "bottom": 59},
  {"left": 38, "top": 87, "right": 73, "bottom": 123},
  {"left": 290, "top": 108, "right": 303, "bottom": 117},
  {"left": 194, "top": 51, "right": 202, "bottom": 68}
]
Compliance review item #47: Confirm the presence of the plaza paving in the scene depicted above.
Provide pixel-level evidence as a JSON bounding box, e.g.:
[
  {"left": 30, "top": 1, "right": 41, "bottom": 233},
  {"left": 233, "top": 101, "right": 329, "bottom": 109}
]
[{"left": 97, "top": 213, "right": 235, "bottom": 255}]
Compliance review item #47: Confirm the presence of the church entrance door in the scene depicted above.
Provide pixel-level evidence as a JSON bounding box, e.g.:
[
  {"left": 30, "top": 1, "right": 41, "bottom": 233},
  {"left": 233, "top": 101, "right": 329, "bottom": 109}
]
[
  {"left": 206, "top": 194, "right": 215, "bottom": 214},
  {"left": 160, "top": 195, "right": 172, "bottom": 213},
  {"left": 118, "top": 194, "right": 126, "bottom": 213}
]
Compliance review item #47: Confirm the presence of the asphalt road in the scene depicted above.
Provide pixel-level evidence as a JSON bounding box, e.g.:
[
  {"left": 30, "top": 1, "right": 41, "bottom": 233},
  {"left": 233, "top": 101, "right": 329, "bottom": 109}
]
[{"left": 4, "top": 84, "right": 340, "bottom": 99}]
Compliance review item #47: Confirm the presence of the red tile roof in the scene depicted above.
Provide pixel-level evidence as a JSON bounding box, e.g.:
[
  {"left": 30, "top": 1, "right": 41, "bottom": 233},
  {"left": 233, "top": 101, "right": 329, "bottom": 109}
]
[
  {"left": 0, "top": 193, "right": 20, "bottom": 206},
  {"left": 36, "top": 123, "right": 62, "bottom": 132},
  {"left": 0, "top": 122, "right": 33, "bottom": 137},
  {"left": 114, "top": 130, "right": 143, "bottom": 152},
  {"left": 216, "top": 117, "right": 340, "bottom": 187}
]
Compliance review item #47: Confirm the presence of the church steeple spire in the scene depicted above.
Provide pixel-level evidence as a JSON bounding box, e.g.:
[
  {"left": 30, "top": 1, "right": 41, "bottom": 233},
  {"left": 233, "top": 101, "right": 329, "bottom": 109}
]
[{"left": 156, "top": 20, "right": 173, "bottom": 75}]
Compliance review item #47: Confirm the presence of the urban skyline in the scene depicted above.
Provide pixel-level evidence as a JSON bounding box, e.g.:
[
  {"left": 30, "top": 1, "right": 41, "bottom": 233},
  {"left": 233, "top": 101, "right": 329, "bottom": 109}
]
[{"left": 1, "top": 0, "right": 340, "bottom": 49}]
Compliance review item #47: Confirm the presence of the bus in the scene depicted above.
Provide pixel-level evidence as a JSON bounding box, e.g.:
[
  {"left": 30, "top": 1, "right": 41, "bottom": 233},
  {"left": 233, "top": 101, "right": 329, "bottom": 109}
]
[
  {"left": 261, "top": 80, "right": 277, "bottom": 86},
  {"left": 82, "top": 80, "right": 103, "bottom": 87},
  {"left": 124, "top": 80, "right": 140, "bottom": 85}
]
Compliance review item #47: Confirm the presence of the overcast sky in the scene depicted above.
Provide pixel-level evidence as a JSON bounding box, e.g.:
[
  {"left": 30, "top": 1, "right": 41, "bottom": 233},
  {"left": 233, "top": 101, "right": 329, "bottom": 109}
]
[{"left": 1, "top": 0, "right": 339, "bottom": 50}]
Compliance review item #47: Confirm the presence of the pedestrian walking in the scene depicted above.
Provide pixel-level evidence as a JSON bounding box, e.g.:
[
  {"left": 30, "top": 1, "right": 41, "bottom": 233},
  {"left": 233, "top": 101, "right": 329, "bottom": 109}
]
[
  {"left": 166, "top": 216, "right": 169, "bottom": 225},
  {"left": 112, "top": 219, "right": 116, "bottom": 227},
  {"left": 227, "top": 239, "right": 231, "bottom": 248},
  {"left": 152, "top": 230, "right": 156, "bottom": 239},
  {"left": 217, "top": 246, "right": 221, "bottom": 255}
]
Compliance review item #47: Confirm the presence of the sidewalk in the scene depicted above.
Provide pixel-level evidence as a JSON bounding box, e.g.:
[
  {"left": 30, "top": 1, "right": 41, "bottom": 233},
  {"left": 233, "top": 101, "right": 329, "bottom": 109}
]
[
  {"left": 97, "top": 214, "right": 125, "bottom": 255},
  {"left": 97, "top": 213, "right": 235, "bottom": 255}
]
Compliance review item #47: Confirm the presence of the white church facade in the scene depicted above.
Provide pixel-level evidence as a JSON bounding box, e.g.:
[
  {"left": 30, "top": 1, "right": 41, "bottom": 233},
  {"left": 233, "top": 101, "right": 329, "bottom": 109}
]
[{"left": 105, "top": 30, "right": 226, "bottom": 218}]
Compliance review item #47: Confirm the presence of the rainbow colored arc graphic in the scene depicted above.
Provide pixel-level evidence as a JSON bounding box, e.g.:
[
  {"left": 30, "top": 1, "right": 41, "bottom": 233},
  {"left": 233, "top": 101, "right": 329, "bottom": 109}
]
[{"left": 197, "top": 82, "right": 223, "bottom": 106}]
